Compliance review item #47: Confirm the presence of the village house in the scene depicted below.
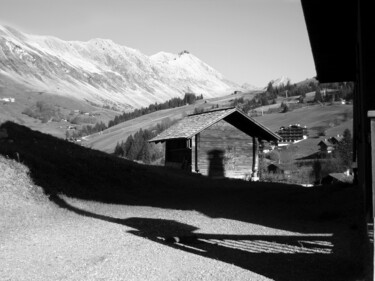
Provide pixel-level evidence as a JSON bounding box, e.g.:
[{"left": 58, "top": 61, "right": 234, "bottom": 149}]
[
  {"left": 149, "top": 107, "right": 280, "bottom": 180},
  {"left": 267, "top": 163, "right": 291, "bottom": 176},
  {"left": 318, "top": 135, "right": 343, "bottom": 156},
  {"left": 318, "top": 139, "right": 334, "bottom": 154},
  {"left": 328, "top": 135, "right": 343, "bottom": 145},
  {"left": 276, "top": 124, "right": 308, "bottom": 145},
  {"left": 0, "top": 97, "right": 15, "bottom": 103}
]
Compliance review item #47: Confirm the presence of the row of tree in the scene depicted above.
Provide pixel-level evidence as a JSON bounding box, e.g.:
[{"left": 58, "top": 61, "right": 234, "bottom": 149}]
[
  {"left": 66, "top": 121, "right": 107, "bottom": 139},
  {"left": 108, "top": 93, "right": 203, "bottom": 128}
]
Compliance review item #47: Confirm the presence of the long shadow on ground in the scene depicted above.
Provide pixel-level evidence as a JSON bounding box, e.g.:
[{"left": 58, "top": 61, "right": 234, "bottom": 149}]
[
  {"left": 0, "top": 121, "right": 371, "bottom": 280},
  {"left": 50, "top": 194, "right": 361, "bottom": 281}
]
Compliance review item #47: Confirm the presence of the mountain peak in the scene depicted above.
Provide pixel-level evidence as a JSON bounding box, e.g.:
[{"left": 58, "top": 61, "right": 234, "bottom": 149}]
[{"left": 269, "top": 76, "right": 291, "bottom": 88}]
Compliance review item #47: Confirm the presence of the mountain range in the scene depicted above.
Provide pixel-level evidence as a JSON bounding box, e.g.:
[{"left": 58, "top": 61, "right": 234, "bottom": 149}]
[{"left": 0, "top": 25, "right": 244, "bottom": 110}]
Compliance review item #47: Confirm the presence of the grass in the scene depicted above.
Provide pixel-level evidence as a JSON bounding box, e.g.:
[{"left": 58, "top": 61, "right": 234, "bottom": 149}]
[{"left": 255, "top": 103, "right": 352, "bottom": 133}]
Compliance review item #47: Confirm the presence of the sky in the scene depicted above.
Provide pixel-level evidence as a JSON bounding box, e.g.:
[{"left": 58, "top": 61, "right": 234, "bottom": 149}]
[{"left": 0, "top": 0, "right": 316, "bottom": 87}]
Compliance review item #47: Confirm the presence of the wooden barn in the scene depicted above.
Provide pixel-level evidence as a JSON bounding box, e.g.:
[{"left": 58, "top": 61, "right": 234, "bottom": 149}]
[{"left": 149, "top": 107, "right": 280, "bottom": 180}]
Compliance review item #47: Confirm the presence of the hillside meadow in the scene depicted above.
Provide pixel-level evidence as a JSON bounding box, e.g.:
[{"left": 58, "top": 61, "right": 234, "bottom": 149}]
[{"left": 85, "top": 102, "right": 352, "bottom": 156}]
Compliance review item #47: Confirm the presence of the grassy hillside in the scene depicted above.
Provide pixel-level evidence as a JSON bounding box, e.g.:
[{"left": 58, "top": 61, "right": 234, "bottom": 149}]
[
  {"left": 0, "top": 75, "right": 121, "bottom": 138},
  {"left": 254, "top": 103, "right": 353, "bottom": 160},
  {"left": 87, "top": 101, "right": 353, "bottom": 156},
  {"left": 254, "top": 103, "right": 352, "bottom": 133}
]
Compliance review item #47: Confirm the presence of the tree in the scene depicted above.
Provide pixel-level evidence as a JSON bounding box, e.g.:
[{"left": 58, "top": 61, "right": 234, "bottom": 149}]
[
  {"left": 193, "top": 107, "right": 204, "bottom": 114},
  {"left": 298, "top": 94, "right": 305, "bottom": 103},
  {"left": 280, "top": 102, "right": 289, "bottom": 113},
  {"left": 123, "top": 135, "right": 134, "bottom": 157},
  {"left": 65, "top": 130, "right": 72, "bottom": 140},
  {"left": 312, "top": 160, "right": 322, "bottom": 184},
  {"left": 334, "top": 129, "right": 353, "bottom": 170},
  {"left": 260, "top": 95, "right": 269, "bottom": 106},
  {"left": 114, "top": 142, "right": 124, "bottom": 156},
  {"left": 266, "top": 81, "right": 274, "bottom": 93},
  {"left": 267, "top": 150, "right": 280, "bottom": 162},
  {"left": 139, "top": 142, "right": 152, "bottom": 163},
  {"left": 314, "top": 90, "right": 323, "bottom": 103},
  {"left": 127, "top": 141, "right": 140, "bottom": 160}
]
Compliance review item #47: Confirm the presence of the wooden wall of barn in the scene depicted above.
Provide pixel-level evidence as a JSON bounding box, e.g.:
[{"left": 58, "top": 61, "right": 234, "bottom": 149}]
[{"left": 192, "top": 120, "right": 254, "bottom": 179}]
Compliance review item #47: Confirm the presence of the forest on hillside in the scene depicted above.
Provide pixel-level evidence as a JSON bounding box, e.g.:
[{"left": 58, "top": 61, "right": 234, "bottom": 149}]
[{"left": 113, "top": 118, "right": 177, "bottom": 164}]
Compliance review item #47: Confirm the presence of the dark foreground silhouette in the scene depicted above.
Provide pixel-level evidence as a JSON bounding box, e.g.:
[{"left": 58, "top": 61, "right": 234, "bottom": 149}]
[{"left": 0, "top": 121, "right": 372, "bottom": 280}]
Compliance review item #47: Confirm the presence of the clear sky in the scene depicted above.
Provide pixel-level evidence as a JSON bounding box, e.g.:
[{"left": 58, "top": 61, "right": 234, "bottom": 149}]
[{"left": 0, "top": 0, "right": 316, "bottom": 87}]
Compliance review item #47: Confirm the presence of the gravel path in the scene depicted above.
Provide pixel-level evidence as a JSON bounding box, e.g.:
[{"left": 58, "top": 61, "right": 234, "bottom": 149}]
[
  {"left": 1, "top": 198, "right": 275, "bottom": 281},
  {"left": 1, "top": 193, "right": 346, "bottom": 281}
]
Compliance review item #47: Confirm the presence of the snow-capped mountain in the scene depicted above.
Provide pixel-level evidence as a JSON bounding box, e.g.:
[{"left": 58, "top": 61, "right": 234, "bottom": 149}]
[
  {"left": 267, "top": 76, "right": 291, "bottom": 88},
  {"left": 0, "top": 25, "right": 239, "bottom": 109}
]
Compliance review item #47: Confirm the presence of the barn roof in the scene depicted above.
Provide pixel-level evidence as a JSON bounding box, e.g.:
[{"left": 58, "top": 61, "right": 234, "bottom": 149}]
[{"left": 149, "top": 107, "right": 280, "bottom": 143}]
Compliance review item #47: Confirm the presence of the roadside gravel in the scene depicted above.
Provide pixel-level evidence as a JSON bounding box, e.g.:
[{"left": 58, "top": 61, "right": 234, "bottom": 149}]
[{"left": 1, "top": 198, "right": 274, "bottom": 281}]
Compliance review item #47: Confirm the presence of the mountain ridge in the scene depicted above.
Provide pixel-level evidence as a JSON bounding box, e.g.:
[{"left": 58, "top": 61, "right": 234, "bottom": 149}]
[{"left": 0, "top": 25, "right": 240, "bottom": 110}]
